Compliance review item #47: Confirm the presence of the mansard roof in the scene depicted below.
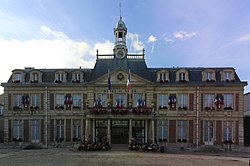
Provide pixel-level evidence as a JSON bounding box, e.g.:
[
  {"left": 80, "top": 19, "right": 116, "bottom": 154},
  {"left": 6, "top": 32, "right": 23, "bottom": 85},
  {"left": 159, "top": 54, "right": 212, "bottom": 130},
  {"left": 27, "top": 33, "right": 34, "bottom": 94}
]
[{"left": 5, "top": 53, "right": 246, "bottom": 86}]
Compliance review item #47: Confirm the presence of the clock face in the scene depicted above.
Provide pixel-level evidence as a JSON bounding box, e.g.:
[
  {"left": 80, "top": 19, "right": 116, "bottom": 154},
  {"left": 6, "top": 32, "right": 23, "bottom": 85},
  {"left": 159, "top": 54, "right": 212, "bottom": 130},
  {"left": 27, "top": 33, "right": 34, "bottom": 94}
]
[{"left": 116, "top": 50, "right": 125, "bottom": 59}]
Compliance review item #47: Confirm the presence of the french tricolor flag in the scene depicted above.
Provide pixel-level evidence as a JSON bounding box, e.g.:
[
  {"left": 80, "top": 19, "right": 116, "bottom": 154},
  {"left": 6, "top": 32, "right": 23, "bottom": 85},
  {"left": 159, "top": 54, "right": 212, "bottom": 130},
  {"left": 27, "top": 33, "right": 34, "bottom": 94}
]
[
  {"left": 108, "top": 69, "right": 111, "bottom": 92},
  {"left": 127, "top": 69, "right": 131, "bottom": 92}
]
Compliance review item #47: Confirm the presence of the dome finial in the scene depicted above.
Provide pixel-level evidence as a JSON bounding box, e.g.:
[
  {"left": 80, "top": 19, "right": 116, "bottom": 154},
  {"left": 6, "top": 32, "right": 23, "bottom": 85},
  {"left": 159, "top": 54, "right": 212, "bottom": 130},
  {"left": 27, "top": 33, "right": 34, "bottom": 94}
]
[{"left": 119, "top": 0, "right": 122, "bottom": 19}]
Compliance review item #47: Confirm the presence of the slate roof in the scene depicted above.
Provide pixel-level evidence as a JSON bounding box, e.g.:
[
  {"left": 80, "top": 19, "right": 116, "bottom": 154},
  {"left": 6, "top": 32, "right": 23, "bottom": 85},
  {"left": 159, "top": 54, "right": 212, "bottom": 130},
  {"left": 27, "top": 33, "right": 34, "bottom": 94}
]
[{"left": 4, "top": 54, "right": 246, "bottom": 85}]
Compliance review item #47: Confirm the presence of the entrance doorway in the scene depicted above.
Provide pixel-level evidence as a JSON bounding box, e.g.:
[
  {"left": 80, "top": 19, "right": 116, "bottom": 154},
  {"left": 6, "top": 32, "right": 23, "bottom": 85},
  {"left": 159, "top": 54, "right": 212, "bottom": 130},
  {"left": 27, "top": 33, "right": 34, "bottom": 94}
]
[{"left": 111, "top": 120, "right": 128, "bottom": 144}]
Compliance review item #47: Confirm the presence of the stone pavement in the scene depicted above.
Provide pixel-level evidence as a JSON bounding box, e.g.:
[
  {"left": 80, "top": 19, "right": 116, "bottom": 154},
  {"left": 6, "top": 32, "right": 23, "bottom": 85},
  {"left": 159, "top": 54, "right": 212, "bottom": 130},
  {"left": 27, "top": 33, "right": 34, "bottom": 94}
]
[{"left": 0, "top": 144, "right": 249, "bottom": 166}]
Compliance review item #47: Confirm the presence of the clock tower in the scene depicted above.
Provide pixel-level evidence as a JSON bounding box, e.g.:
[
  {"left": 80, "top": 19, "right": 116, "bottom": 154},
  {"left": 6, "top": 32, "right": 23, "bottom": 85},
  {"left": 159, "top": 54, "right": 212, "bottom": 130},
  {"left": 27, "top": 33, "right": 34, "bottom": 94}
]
[{"left": 113, "top": 16, "right": 128, "bottom": 59}]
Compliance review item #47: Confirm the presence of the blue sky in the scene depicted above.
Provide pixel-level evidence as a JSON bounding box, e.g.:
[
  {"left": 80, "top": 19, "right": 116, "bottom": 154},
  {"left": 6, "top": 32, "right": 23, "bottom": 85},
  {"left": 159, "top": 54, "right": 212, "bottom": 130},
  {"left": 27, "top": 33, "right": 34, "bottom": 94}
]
[{"left": 0, "top": 0, "right": 250, "bottom": 94}]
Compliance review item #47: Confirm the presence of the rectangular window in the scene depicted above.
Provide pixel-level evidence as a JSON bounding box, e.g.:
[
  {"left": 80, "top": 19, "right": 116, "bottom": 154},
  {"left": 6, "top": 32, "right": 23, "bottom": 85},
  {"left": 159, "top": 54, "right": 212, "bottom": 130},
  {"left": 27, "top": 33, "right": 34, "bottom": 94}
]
[
  {"left": 31, "top": 119, "right": 39, "bottom": 142},
  {"left": 55, "top": 94, "right": 64, "bottom": 107},
  {"left": 57, "top": 74, "right": 64, "bottom": 81},
  {"left": 177, "top": 120, "right": 187, "bottom": 140},
  {"left": 204, "top": 94, "right": 214, "bottom": 108},
  {"left": 32, "top": 73, "right": 38, "bottom": 81},
  {"left": 224, "top": 94, "right": 233, "bottom": 108},
  {"left": 114, "top": 94, "right": 126, "bottom": 107},
  {"left": 30, "top": 94, "right": 40, "bottom": 108},
  {"left": 13, "top": 94, "right": 22, "bottom": 107},
  {"left": 96, "top": 93, "right": 107, "bottom": 107},
  {"left": 224, "top": 72, "right": 231, "bottom": 80},
  {"left": 74, "top": 73, "right": 80, "bottom": 80},
  {"left": 158, "top": 94, "right": 168, "bottom": 108},
  {"left": 73, "top": 120, "right": 81, "bottom": 139},
  {"left": 179, "top": 73, "right": 185, "bottom": 81},
  {"left": 223, "top": 121, "right": 232, "bottom": 141},
  {"left": 56, "top": 120, "right": 64, "bottom": 139},
  {"left": 72, "top": 94, "right": 81, "bottom": 107},
  {"left": 160, "top": 73, "right": 166, "bottom": 80},
  {"left": 178, "top": 94, "right": 187, "bottom": 108},
  {"left": 133, "top": 93, "right": 143, "bottom": 107},
  {"left": 204, "top": 121, "right": 214, "bottom": 143},
  {"left": 205, "top": 72, "right": 213, "bottom": 80},
  {"left": 15, "top": 73, "right": 21, "bottom": 81},
  {"left": 158, "top": 120, "right": 168, "bottom": 141},
  {"left": 13, "top": 120, "right": 22, "bottom": 139}
]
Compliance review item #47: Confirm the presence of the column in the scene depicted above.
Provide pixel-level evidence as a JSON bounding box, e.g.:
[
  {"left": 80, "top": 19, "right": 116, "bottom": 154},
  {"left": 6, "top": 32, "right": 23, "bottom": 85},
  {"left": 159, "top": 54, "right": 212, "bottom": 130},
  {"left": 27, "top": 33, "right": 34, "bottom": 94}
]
[
  {"left": 92, "top": 120, "right": 95, "bottom": 142},
  {"left": 145, "top": 120, "right": 148, "bottom": 143},
  {"left": 152, "top": 120, "right": 155, "bottom": 143},
  {"left": 129, "top": 119, "right": 132, "bottom": 144},
  {"left": 85, "top": 119, "right": 89, "bottom": 138},
  {"left": 107, "top": 119, "right": 111, "bottom": 145}
]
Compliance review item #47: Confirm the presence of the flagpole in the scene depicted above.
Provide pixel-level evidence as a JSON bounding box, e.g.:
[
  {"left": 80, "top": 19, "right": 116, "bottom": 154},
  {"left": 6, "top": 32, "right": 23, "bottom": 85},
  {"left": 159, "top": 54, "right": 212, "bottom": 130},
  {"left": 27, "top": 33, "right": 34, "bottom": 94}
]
[{"left": 108, "top": 69, "right": 111, "bottom": 100}]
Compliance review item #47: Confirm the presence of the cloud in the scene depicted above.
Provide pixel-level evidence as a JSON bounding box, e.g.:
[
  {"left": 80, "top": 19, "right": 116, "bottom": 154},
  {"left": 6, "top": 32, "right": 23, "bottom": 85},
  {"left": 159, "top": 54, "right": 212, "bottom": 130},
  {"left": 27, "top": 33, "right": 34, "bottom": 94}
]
[
  {"left": 234, "top": 33, "right": 250, "bottom": 43},
  {"left": 164, "top": 31, "right": 197, "bottom": 43},
  {"left": 0, "top": 26, "right": 116, "bottom": 94},
  {"left": 174, "top": 31, "right": 197, "bottom": 40},
  {"left": 164, "top": 37, "right": 174, "bottom": 43},
  {"left": 148, "top": 35, "right": 157, "bottom": 43},
  {"left": 90, "top": 41, "right": 114, "bottom": 56},
  {"left": 127, "top": 33, "right": 144, "bottom": 52},
  {"left": 40, "top": 25, "right": 68, "bottom": 39}
]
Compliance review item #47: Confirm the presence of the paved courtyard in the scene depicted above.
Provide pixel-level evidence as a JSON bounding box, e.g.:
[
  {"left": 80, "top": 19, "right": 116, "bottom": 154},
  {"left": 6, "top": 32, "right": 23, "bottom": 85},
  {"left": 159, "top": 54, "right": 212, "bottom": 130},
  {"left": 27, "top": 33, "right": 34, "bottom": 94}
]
[{"left": 0, "top": 146, "right": 249, "bottom": 166}]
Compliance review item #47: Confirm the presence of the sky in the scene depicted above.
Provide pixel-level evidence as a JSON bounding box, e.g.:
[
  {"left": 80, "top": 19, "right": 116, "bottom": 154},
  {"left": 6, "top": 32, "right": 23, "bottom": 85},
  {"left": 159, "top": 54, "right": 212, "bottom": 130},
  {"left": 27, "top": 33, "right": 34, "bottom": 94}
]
[{"left": 0, "top": 0, "right": 250, "bottom": 94}]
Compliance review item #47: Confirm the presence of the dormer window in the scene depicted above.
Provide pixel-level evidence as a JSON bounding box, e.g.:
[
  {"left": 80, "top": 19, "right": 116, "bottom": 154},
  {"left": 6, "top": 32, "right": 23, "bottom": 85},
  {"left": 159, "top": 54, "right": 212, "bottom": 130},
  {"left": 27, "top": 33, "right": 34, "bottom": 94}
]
[
  {"left": 30, "top": 73, "right": 38, "bottom": 83},
  {"left": 221, "top": 69, "right": 235, "bottom": 82},
  {"left": 72, "top": 71, "right": 84, "bottom": 83},
  {"left": 160, "top": 73, "right": 166, "bottom": 82},
  {"left": 224, "top": 72, "right": 231, "bottom": 81},
  {"left": 206, "top": 72, "right": 213, "bottom": 81},
  {"left": 202, "top": 69, "right": 215, "bottom": 82},
  {"left": 57, "top": 74, "right": 63, "bottom": 81},
  {"left": 72, "top": 73, "right": 81, "bottom": 83},
  {"left": 176, "top": 69, "right": 189, "bottom": 82},
  {"left": 179, "top": 73, "right": 185, "bottom": 81},
  {"left": 13, "top": 73, "right": 21, "bottom": 83},
  {"left": 55, "top": 71, "right": 66, "bottom": 83},
  {"left": 157, "top": 70, "right": 169, "bottom": 82}
]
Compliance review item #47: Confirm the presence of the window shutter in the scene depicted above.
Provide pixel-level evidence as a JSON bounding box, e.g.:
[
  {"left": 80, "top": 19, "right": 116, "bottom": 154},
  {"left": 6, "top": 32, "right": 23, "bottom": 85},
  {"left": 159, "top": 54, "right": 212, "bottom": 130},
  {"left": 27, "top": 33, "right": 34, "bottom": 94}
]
[
  {"left": 216, "top": 120, "right": 222, "bottom": 144},
  {"left": 8, "top": 94, "right": 11, "bottom": 111},
  {"left": 235, "top": 94, "right": 239, "bottom": 111},
  {"left": 83, "top": 94, "right": 87, "bottom": 110},
  {"left": 189, "top": 94, "right": 194, "bottom": 111},
  {"left": 153, "top": 94, "right": 157, "bottom": 110},
  {"left": 50, "top": 119, "right": 54, "bottom": 141},
  {"left": 50, "top": 93, "right": 54, "bottom": 110},
  {"left": 66, "top": 119, "right": 71, "bottom": 142},
  {"left": 201, "top": 93, "right": 204, "bottom": 111},
  {"left": 200, "top": 120, "right": 203, "bottom": 144},
  {"left": 8, "top": 120, "right": 12, "bottom": 142},
  {"left": 235, "top": 121, "right": 239, "bottom": 144},
  {"left": 41, "top": 119, "right": 44, "bottom": 143},
  {"left": 24, "top": 120, "right": 29, "bottom": 142},
  {"left": 41, "top": 93, "right": 44, "bottom": 111},
  {"left": 169, "top": 120, "right": 176, "bottom": 143},
  {"left": 189, "top": 120, "right": 193, "bottom": 143}
]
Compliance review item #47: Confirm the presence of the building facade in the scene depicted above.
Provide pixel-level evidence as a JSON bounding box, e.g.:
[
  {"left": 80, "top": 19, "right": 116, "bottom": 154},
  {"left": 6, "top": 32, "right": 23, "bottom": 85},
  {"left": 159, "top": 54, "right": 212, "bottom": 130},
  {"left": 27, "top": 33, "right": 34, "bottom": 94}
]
[{"left": 1, "top": 17, "right": 247, "bottom": 149}]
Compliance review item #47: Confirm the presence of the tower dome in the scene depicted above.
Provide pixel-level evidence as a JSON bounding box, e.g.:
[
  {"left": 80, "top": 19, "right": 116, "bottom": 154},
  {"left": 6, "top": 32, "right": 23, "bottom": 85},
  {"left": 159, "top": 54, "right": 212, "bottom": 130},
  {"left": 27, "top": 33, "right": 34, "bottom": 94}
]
[{"left": 115, "top": 17, "right": 127, "bottom": 30}]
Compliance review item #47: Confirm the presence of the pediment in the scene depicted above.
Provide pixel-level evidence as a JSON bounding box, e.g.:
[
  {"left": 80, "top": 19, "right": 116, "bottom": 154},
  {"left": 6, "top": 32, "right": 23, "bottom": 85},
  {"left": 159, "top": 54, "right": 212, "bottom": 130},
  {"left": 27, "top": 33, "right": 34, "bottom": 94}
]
[{"left": 90, "top": 69, "right": 151, "bottom": 86}]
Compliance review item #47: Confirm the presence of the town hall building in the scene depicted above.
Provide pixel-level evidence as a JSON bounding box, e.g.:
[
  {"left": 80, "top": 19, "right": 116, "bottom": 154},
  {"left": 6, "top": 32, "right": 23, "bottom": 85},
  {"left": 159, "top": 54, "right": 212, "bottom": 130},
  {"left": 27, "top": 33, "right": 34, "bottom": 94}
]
[{"left": 1, "top": 16, "right": 247, "bottom": 150}]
